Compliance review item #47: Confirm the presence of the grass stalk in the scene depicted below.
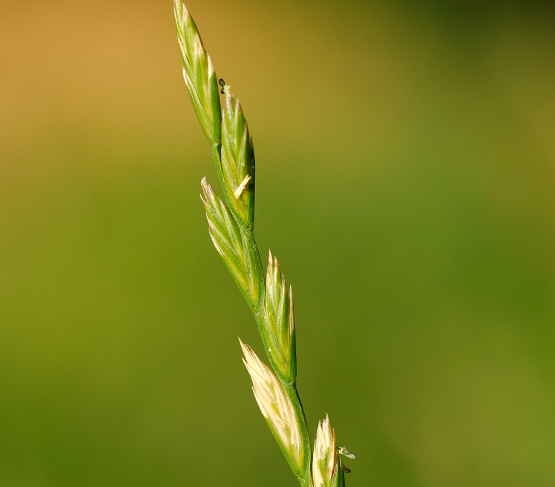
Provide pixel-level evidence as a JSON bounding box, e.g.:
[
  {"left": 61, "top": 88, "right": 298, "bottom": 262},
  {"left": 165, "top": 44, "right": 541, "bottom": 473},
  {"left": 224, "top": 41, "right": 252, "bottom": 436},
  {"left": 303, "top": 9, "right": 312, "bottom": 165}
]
[{"left": 174, "top": 2, "right": 355, "bottom": 485}]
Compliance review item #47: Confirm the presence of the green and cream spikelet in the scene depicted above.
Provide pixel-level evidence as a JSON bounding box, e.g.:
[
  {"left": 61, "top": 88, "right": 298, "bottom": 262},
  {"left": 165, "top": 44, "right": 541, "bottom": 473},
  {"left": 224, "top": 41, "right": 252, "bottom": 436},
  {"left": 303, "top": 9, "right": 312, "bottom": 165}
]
[
  {"left": 313, "top": 415, "right": 339, "bottom": 487},
  {"left": 174, "top": 2, "right": 355, "bottom": 485},
  {"left": 200, "top": 178, "right": 260, "bottom": 309},
  {"left": 312, "top": 416, "right": 356, "bottom": 487},
  {"left": 240, "top": 339, "right": 303, "bottom": 474},
  {"left": 220, "top": 86, "right": 255, "bottom": 227},
  {"left": 264, "top": 250, "right": 297, "bottom": 382},
  {"left": 174, "top": 0, "right": 221, "bottom": 145}
]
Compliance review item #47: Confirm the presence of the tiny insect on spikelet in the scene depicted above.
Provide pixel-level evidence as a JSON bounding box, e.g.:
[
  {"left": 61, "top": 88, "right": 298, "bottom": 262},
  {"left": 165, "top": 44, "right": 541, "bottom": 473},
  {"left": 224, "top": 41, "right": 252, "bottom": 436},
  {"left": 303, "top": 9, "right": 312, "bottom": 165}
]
[{"left": 173, "top": 2, "right": 355, "bottom": 485}]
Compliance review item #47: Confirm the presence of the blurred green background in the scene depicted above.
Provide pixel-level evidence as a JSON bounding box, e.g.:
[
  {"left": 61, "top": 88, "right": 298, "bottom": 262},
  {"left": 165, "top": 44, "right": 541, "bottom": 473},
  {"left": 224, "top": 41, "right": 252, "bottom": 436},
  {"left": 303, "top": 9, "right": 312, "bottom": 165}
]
[{"left": 1, "top": 0, "right": 554, "bottom": 485}]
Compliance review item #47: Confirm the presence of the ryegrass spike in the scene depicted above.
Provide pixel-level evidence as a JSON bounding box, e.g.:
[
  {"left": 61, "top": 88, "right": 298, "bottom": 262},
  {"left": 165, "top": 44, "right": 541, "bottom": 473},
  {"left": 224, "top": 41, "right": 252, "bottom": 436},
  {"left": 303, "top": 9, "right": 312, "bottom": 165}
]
[{"left": 175, "top": 4, "right": 353, "bottom": 486}]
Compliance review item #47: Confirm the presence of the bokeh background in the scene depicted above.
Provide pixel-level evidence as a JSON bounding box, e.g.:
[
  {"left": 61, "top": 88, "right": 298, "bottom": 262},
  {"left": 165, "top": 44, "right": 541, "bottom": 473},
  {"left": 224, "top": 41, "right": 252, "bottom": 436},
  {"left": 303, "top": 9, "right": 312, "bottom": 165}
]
[{"left": 1, "top": 0, "right": 554, "bottom": 485}]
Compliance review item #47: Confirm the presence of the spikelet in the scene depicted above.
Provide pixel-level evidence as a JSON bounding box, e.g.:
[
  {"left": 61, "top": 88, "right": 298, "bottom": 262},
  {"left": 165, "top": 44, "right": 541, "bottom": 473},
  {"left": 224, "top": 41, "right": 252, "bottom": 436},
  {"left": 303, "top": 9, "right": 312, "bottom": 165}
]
[
  {"left": 313, "top": 416, "right": 356, "bottom": 487},
  {"left": 313, "top": 415, "right": 338, "bottom": 487},
  {"left": 240, "top": 339, "right": 303, "bottom": 475},
  {"left": 221, "top": 86, "right": 255, "bottom": 228},
  {"left": 264, "top": 250, "right": 297, "bottom": 382},
  {"left": 200, "top": 178, "right": 259, "bottom": 309},
  {"left": 174, "top": 0, "right": 221, "bottom": 144}
]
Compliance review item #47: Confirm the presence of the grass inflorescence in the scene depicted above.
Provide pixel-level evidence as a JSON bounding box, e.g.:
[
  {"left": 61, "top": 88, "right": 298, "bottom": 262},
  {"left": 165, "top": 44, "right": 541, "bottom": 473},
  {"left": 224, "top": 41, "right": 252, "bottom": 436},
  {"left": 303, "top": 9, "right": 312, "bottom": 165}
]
[{"left": 174, "top": 2, "right": 355, "bottom": 485}]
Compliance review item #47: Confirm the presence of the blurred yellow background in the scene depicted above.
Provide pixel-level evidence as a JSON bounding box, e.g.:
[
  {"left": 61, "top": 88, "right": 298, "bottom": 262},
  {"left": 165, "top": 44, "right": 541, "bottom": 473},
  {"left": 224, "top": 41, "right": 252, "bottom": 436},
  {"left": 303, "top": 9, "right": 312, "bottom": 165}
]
[{"left": 1, "top": 0, "right": 554, "bottom": 485}]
